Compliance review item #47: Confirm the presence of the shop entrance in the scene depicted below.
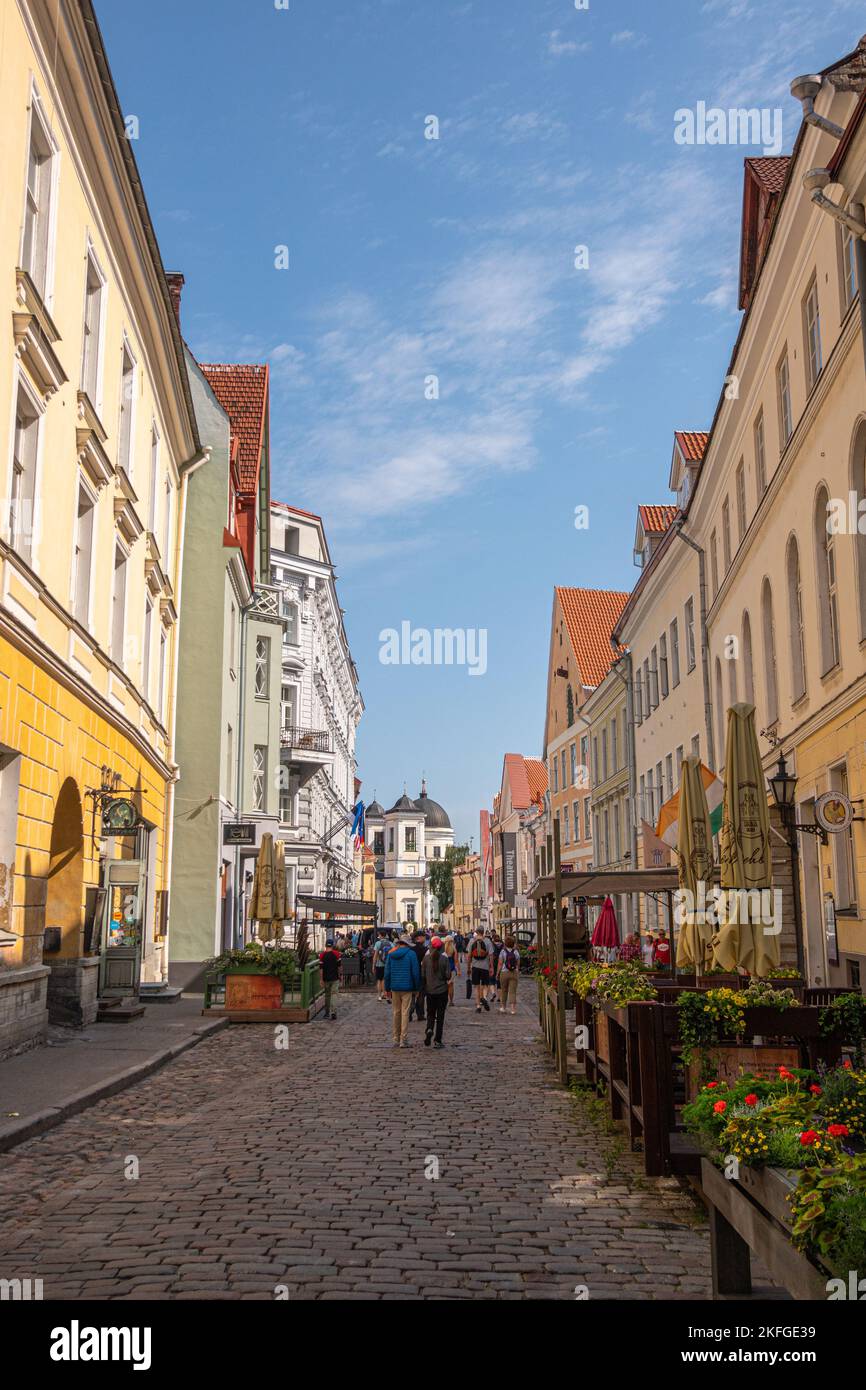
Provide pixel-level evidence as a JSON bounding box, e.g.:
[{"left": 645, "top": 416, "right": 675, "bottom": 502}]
[{"left": 44, "top": 777, "right": 84, "bottom": 957}]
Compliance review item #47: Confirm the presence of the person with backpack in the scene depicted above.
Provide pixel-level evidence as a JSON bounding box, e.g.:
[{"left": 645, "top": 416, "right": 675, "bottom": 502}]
[
  {"left": 410, "top": 929, "right": 428, "bottom": 1022},
  {"left": 497, "top": 936, "right": 521, "bottom": 1015},
  {"left": 442, "top": 932, "right": 459, "bottom": 1006},
  {"left": 468, "top": 927, "right": 493, "bottom": 1013},
  {"left": 372, "top": 932, "right": 392, "bottom": 1001},
  {"left": 384, "top": 933, "right": 421, "bottom": 1047},
  {"left": 422, "top": 936, "right": 450, "bottom": 1047},
  {"left": 318, "top": 942, "right": 341, "bottom": 1020}
]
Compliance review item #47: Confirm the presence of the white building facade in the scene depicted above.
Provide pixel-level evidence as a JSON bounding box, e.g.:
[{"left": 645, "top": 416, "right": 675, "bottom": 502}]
[{"left": 269, "top": 503, "right": 363, "bottom": 915}]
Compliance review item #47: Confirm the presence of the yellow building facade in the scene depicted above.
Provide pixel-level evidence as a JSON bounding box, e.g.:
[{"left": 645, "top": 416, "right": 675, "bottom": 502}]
[{"left": 0, "top": 0, "right": 201, "bottom": 1052}]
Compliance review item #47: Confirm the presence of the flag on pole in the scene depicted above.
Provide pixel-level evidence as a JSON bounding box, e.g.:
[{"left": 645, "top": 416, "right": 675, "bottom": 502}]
[
  {"left": 350, "top": 800, "right": 365, "bottom": 849},
  {"left": 656, "top": 763, "right": 723, "bottom": 849}
]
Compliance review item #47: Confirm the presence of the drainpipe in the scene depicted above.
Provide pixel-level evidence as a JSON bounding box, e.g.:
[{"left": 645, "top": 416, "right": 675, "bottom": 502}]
[
  {"left": 802, "top": 170, "right": 866, "bottom": 376},
  {"left": 673, "top": 521, "right": 717, "bottom": 774},
  {"left": 235, "top": 599, "right": 249, "bottom": 949},
  {"left": 790, "top": 76, "right": 845, "bottom": 141},
  {"left": 609, "top": 642, "right": 638, "bottom": 933}
]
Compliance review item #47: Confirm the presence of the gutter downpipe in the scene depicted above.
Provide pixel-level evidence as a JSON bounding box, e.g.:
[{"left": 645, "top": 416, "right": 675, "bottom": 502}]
[
  {"left": 235, "top": 597, "right": 249, "bottom": 950},
  {"left": 609, "top": 642, "right": 638, "bottom": 934},
  {"left": 673, "top": 521, "right": 717, "bottom": 775}
]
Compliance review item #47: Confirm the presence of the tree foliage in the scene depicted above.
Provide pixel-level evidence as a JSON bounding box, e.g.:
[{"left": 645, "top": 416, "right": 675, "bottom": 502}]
[{"left": 429, "top": 844, "right": 469, "bottom": 914}]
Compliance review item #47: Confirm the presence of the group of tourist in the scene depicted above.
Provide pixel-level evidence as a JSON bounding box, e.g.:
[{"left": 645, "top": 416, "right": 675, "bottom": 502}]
[
  {"left": 318, "top": 925, "right": 521, "bottom": 1049},
  {"left": 613, "top": 927, "right": 672, "bottom": 968}
]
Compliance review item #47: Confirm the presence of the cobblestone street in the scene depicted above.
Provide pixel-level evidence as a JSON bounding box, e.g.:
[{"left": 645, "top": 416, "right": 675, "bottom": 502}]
[{"left": 0, "top": 990, "right": 710, "bottom": 1300}]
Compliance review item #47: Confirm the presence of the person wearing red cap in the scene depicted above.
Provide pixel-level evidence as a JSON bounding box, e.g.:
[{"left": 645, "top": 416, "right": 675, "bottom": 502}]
[{"left": 422, "top": 936, "right": 450, "bottom": 1048}]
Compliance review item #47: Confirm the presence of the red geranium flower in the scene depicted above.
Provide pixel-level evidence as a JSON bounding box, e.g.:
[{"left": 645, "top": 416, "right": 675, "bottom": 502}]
[
  {"left": 799, "top": 1130, "right": 819, "bottom": 1146},
  {"left": 810, "top": 1085, "right": 822, "bottom": 1096},
  {"left": 778, "top": 1067, "right": 794, "bottom": 1081},
  {"left": 705, "top": 1082, "right": 718, "bottom": 1090},
  {"left": 827, "top": 1124, "right": 849, "bottom": 1138},
  {"left": 744, "top": 1093, "right": 758, "bottom": 1107},
  {"left": 713, "top": 1100, "right": 727, "bottom": 1114},
  {"left": 843, "top": 1059, "right": 852, "bottom": 1070}
]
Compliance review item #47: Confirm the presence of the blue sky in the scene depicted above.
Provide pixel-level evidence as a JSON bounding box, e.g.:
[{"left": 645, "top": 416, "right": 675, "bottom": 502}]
[{"left": 99, "top": 0, "right": 864, "bottom": 844}]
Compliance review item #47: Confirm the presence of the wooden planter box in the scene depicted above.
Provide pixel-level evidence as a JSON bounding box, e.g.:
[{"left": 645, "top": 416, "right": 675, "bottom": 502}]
[
  {"left": 225, "top": 970, "right": 283, "bottom": 1011},
  {"left": 686, "top": 1043, "right": 800, "bottom": 1099},
  {"left": 701, "top": 1157, "right": 828, "bottom": 1300}
]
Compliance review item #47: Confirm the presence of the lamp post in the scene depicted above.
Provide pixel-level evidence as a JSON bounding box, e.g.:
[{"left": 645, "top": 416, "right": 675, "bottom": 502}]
[{"left": 768, "top": 751, "right": 826, "bottom": 981}]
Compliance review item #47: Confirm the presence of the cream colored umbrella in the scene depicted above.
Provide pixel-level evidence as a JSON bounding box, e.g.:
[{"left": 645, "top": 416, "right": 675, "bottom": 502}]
[
  {"left": 711, "top": 703, "right": 778, "bottom": 976},
  {"left": 249, "top": 832, "right": 279, "bottom": 943},
  {"left": 675, "top": 756, "right": 715, "bottom": 970}
]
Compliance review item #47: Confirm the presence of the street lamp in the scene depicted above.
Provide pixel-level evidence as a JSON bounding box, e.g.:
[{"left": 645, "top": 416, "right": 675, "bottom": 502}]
[{"left": 767, "top": 750, "right": 818, "bottom": 981}]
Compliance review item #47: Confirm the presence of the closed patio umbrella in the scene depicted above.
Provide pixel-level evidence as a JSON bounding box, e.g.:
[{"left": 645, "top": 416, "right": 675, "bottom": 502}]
[
  {"left": 591, "top": 895, "right": 620, "bottom": 962},
  {"left": 711, "top": 703, "right": 778, "bottom": 976},
  {"left": 675, "top": 756, "right": 715, "bottom": 971},
  {"left": 249, "top": 832, "right": 283, "bottom": 943}
]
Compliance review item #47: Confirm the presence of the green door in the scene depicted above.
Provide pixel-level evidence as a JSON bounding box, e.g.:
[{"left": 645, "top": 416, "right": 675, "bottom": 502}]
[{"left": 99, "top": 859, "right": 146, "bottom": 997}]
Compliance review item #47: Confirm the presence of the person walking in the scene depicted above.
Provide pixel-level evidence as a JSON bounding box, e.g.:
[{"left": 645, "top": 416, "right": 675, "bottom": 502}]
[
  {"left": 422, "top": 936, "right": 450, "bottom": 1048},
  {"left": 443, "top": 932, "right": 459, "bottom": 1006},
  {"left": 318, "top": 941, "right": 341, "bottom": 1020},
  {"left": 468, "top": 927, "right": 493, "bottom": 1013},
  {"left": 410, "top": 929, "right": 427, "bottom": 1021},
  {"left": 497, "top": 936, "right": 521, "bottom": 1015},
  {"left": 385, "top": 933, "right": 420, "bottom": 1047},
  {"left": 372, "top": 932, "right": 391, "bottom": 1000}
]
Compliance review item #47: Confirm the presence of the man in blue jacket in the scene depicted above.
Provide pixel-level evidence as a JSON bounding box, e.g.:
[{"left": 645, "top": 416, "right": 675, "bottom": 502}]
[{"left": 385, "top": 933, "right": 421, "bottom": 1048}]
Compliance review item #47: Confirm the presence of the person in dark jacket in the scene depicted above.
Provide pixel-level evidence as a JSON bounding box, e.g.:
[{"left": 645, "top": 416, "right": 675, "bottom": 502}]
[
  {"left": 318, "top": 944, "right": 341, "bottom": 1020},
  {"left": 410, "top": 930, "right": 427, "bottom": 1021},
  {"left": 422, "top": 937, "right": 450, "bottom": 1048},
  {"left": 384, "top": 934, "right": 421, "bottom": 1047}
]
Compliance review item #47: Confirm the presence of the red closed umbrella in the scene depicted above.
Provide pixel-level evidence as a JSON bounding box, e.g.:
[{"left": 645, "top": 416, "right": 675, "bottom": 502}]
[{"left": 591, "top": 896, "right": 620, "bottom": 954}]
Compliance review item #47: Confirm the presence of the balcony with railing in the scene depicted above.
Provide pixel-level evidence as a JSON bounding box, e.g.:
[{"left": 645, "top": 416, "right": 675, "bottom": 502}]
[{"left": 280, "top": 724, "right": 333, "bottom": 760}]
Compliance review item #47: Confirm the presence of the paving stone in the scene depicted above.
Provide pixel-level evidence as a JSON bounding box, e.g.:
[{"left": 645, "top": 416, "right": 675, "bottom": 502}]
[{"left": 0, "top": 991, "right": 714, "bottom": 1299}]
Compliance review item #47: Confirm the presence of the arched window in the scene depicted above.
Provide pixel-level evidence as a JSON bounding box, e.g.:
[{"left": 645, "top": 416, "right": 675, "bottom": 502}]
[
  {"left": 814, "top": 485, "right": 841, "bottom": 674},
  {"left": 715, "top": 656, "right": 725, "bottom": 767},
  {"left": 851, "top": 420, "right": 866, "bottom": 640},
  {"left": 742, "top": 612, "right": 755, "bottom": 705},
  {"left": 727, "top": 649, "right": 738, "bottom": 707},
  {"left": 761, "top": 578, "right": 778, "bottom": 725},
  {"left": 566, "top": 684, "right": 575, "bottom": 728},
  {"left": 786, "top": 534, "right": 806, "bottom": 701}
]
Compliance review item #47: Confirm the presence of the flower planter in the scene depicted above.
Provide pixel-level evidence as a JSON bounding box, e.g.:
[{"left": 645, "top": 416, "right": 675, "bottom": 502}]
[{"left": 224, "top": 968, "right": 284, "bottom": 1011}]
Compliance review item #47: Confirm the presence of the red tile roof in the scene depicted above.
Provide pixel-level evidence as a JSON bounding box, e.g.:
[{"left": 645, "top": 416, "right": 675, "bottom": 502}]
[
  {"left": 503, "top": 753, "right": 532, "bottom": 811},
  {"left": 199, "top": 363, "right": 269, "bottom": 492},
  {"left": 556, "top": 587, "right": 630, "bottom": 688},
  {"left": 525, "top": 758, "right": 548, "bottom": 807},
  {"left": 272, "top": 500, "right": 322, "bottom": 521},
  {"left": 744, "top": 156, "right": 789, "bottom": 195},
  {"left": 638, "top": 504, "right": 678, "bottom": 535},
  {"left": 673, "top": 430, "right": 709, "bottom": 463}
]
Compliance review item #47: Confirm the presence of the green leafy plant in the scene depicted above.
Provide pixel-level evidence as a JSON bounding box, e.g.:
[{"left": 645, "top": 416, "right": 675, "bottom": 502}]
[
  {"left": 819, "top": 993, "right": 866, "bottom": 1060},
  {"left": 561, "top": 959, "right": 657, "bottom": 1007},
  {"left": 677, "top": 988, "right": 747, "bottom": 1067},
  {"left": 789, "top": 1153, "right": 866, "bottom": 1277},
  {"left": 766, "top": 966, "right": 803, "bottom": 980},
  {"left": 204, "top": 942, "right": 299, "bottom": 986},
  {"left": 738, "top": 978, "right": 798, "bottom": 1009}
]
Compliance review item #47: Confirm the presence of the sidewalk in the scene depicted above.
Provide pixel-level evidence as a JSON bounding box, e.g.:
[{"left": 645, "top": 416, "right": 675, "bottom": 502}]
[{"left": 0, "top": 994, "right": 226, "bottom": 1152}]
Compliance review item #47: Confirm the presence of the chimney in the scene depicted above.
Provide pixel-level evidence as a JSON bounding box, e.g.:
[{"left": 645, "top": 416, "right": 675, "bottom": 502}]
[{"left": 165, "top": 272, "right": 185, "bottom": 327}]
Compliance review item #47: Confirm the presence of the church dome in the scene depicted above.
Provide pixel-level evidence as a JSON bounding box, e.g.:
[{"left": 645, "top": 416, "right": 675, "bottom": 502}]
[
  {"left": 415, "top": 785, "right": 451, "bottom": 830},
  {"left": 366, "top": 800, "right": 384, "bottom": 818},
  {"left": 388, "top": 792, "right": 418, "bottom": 814}
]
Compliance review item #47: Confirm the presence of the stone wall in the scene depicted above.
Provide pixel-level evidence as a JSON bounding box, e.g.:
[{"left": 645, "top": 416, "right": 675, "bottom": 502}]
[
  {"left": 45, "top": 957, "right": 100, "bottom": 1027},
  {"left": 0, "top": 963, "right": 49, "bottom": 1060}
]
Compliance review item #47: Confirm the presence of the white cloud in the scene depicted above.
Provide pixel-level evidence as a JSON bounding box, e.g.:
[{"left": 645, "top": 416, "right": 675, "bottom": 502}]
[
  {"left": 547, "top": 29, "right": 590, "bottom": 57},
  {"left": 611, "top": 30, "right": 647, "bottom": 47}
]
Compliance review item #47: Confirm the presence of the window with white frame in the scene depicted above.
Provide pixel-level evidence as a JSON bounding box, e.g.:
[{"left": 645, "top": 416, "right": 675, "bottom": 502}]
[
  {"left": 736, "top": 459, "right": 747, "bottom": 542},
  {"left": 841, "top": 225, "right": 858, "bottom": 312},
  {"left": 254, "top": 636, "right": 270, "bottom": 697},
  {"left": 281, "top": 683, "right": 297, "bottom": 729},
  {"left": 10, "top": 385, "right": 39, "bottom": 562},
  {"left": 573, "top": 800, "right": 580, "bottom": 840},
  {"left": 142, "top": 597, "right": 153, "bottom": 699},
  {"left": 722, "top": 497, "right": 732, "bottom": 570},
  {"left": 754, "top": 410, "right": 767, "bottom": 495},
  {"left": 777, "top": 350, "right": 793, "bottom": 448},
  {"left": 815, "top": 486, "right": 841, "bottom": 674},
  {"left": 831, "top": 763, "right": 857, "bottom": 911},
  {"left": 570, "top": 743, "right": 577, "bottom": 785},
  {"left": 21, "top": 95, "right": 56, "bottom": 299},
  {"left": 710, "top": 529, "right": 719, "bottom": 598},
  {"left": 659, "top": 633, "right": 669, "bottom": 699},
  {"left": 685, "top": 597, "right": 696, "bottom": 671},
  {"left": 80, "top": 248, "right": 105, "bottom": 406},
  {"left": 787, "top": 535, "right": 806, "bottom": 701},
  {"left": 72, "top": 481, "right": 95, "bottom": 625},
  {"left": 111, "top": 543, "right": 127, "bottom": 663},
  {"left": 158, "top": 630, "right": 167, "bottom": 719},
  {"left": 613, "top": 804, "right": 621, "bottom": 861},
  {"left": 283, "top": 598, "right": 299, "bottom": 645},
  {"left": 803, "top": 276, "right": 822, "bottom": 390},
  {"left": 670, "top": 619, "right": 680, "bottom": 686},
  {"left": 563, "top": 803, "right": 570, "bottom": 845},
  {"left": 583, "top": 799, "right": 591, "bottom": 841},
  {"left": 611, "top": 716, "right": 618, "bottom": 770},
  {"left": 118, "top": 341, "right": 136, "bottom": 477},
  {"left": 148, "top": 424, "right": 159, "bottom": 534},
  {"left": 253, "top": 746, "right": 267, "bottom": 811}
]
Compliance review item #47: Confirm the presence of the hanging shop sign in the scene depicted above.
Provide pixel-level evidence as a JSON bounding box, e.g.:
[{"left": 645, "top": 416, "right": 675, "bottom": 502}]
[
  {"left": 101, "top": 798, "right": 142, "bottom": 836},
  {"left": 814, "top": 790, "right": 855, "bottom": 836},
  {"left": 223, "top": 823, "right": 256, "bottom": 846}
]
